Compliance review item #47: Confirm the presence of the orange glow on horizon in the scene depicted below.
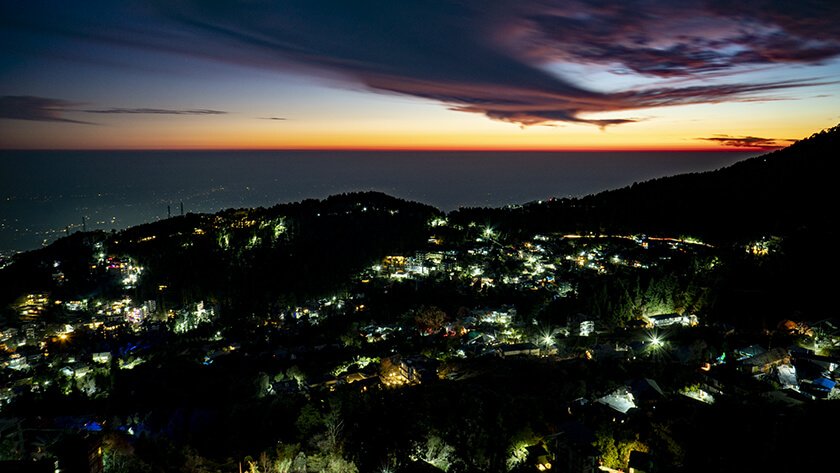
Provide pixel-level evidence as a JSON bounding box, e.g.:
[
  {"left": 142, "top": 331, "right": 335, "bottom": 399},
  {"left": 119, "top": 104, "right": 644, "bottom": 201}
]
[
  {"left": 0, "top": 107, "right": 820, "bottom": 152},
  {"left": 2, "top": 144, "right": 777, "bottom": 152}
]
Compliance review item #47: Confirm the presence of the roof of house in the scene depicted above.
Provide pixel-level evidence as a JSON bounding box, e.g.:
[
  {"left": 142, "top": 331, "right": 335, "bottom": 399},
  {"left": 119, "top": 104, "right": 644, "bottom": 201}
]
[
  {"left": 647, "top": 312, "right": 681, "bottom": 320},
  {"left": 743, "top": 347, "right": 788, "bottom": 366},
  {"left": 812, "top": 377, "right": 836, "bottom": 390},
  {"left": 596, "top": 387, "right": 637, "bottom": 414},
  {"left": 629, "top": 378, "right": 665, "bottom": 400},
  {"left": 735, "top": 344, "right": 766, "bottom": 360}
]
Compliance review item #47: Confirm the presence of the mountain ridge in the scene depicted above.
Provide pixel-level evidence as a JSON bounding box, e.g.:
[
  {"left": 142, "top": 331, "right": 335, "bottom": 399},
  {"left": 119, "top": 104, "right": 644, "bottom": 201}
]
[{"left": 451, "top": 123, "right": 839, "bottom": 241}]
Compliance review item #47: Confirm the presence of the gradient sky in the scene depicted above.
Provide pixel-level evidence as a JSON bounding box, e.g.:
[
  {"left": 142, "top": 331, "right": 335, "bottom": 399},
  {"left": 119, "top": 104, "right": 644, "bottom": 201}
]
[{"left": 1, "top": 0, "right": 839, "bottom": 150}]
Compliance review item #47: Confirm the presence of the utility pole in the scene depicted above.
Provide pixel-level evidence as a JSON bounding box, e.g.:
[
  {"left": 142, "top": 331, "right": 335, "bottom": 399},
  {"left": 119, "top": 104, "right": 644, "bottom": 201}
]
[
  {"left": 167, "top": 205, "right": 171, "bottom": 219},
  {"left": 180, "top": 201, "right": 184, "bottom": 216}
]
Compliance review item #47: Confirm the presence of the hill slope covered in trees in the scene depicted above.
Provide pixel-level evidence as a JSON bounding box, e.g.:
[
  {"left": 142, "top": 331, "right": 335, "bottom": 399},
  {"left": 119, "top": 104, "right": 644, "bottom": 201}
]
[{"left": 453, "top": 124, "right": 839, "bottom": 241}]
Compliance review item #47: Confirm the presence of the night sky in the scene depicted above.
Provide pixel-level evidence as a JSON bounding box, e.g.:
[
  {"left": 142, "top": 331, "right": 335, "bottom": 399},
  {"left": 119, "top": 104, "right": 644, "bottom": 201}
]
[{"left": 2, "top": 0, "right": 839, "bottom": 150}]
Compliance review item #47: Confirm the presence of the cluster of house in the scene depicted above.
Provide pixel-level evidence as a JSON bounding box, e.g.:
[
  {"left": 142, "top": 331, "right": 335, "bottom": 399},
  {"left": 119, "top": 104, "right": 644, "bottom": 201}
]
[
  {"left": 733, "top": 343, "right": 839, "bottom": 401},
  {"left": 508, "top": 325, "right": 840, "bottom": 473},
  {"left": 358, "top": 232, "right": 708, "bottom": 320},
  {"left": 0, "top": 289, "right": 220, "bottom": 411}
]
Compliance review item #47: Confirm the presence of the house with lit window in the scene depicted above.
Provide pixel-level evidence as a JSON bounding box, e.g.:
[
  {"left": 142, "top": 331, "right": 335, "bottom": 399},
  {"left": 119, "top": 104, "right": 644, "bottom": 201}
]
[{"left": 642, "top": 312, "right": 697, "bottom": 328}]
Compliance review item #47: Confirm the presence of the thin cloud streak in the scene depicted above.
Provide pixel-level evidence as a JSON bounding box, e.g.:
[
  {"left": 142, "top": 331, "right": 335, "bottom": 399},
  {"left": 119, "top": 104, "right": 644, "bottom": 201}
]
[
  {"left": 0, "top": 96, "right": 95, "bottom": 125},
  {"left": 0, "top": 96, "right": 228, "bottom": 124},
  {"left": 81, "top": 108, "right": 227, "bottom": 115}
]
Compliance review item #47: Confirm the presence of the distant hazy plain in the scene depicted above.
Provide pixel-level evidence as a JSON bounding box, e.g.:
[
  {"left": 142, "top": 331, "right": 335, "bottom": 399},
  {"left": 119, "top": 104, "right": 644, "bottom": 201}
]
[{"left": 0, "top": 150, "right": 756, "bottom": 252}]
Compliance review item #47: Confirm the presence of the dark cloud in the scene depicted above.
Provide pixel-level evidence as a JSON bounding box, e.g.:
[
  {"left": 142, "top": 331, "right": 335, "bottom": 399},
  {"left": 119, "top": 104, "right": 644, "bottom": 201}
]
[
  {"left": 0, "top": 96, "right": 94, "bottom": 124},
  {"left": 697, "top": 134, "right": 796, "bottom": 148},
  {"left": 5, "top": 1, "right": 840, "bottom": 126},
  {"left": 260, "top": 117, "right": 287, "bottom": 121},
  {"left": 81, "top": 108, "right": 226, "bottom": 115},
  {"left": 523, "top": 1, "right": 840, "bottom": 78}
]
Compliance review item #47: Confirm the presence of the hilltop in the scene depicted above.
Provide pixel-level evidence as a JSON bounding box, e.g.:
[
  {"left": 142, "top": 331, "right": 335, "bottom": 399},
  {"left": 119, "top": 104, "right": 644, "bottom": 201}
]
[
  {"left": 584, "top": 123, "right": 838, "bottom": 238},
  {"left": 0, "top": 192, "right": 441, "bottom": 313},
  {"left": 453, "top": 123, "right": 839, "bottom": 241}
]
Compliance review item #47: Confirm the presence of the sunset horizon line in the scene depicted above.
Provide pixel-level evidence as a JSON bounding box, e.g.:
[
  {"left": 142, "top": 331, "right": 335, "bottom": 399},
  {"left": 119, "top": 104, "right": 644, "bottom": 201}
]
[{"left": 0, "top": 145, "right": 776, "bottom": 153}]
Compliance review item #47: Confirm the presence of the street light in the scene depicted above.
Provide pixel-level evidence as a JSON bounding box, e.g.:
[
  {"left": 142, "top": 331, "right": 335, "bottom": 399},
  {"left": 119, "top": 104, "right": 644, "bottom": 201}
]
[{"left": 538, "top": 327, "right": 558, "bottom": 350}]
